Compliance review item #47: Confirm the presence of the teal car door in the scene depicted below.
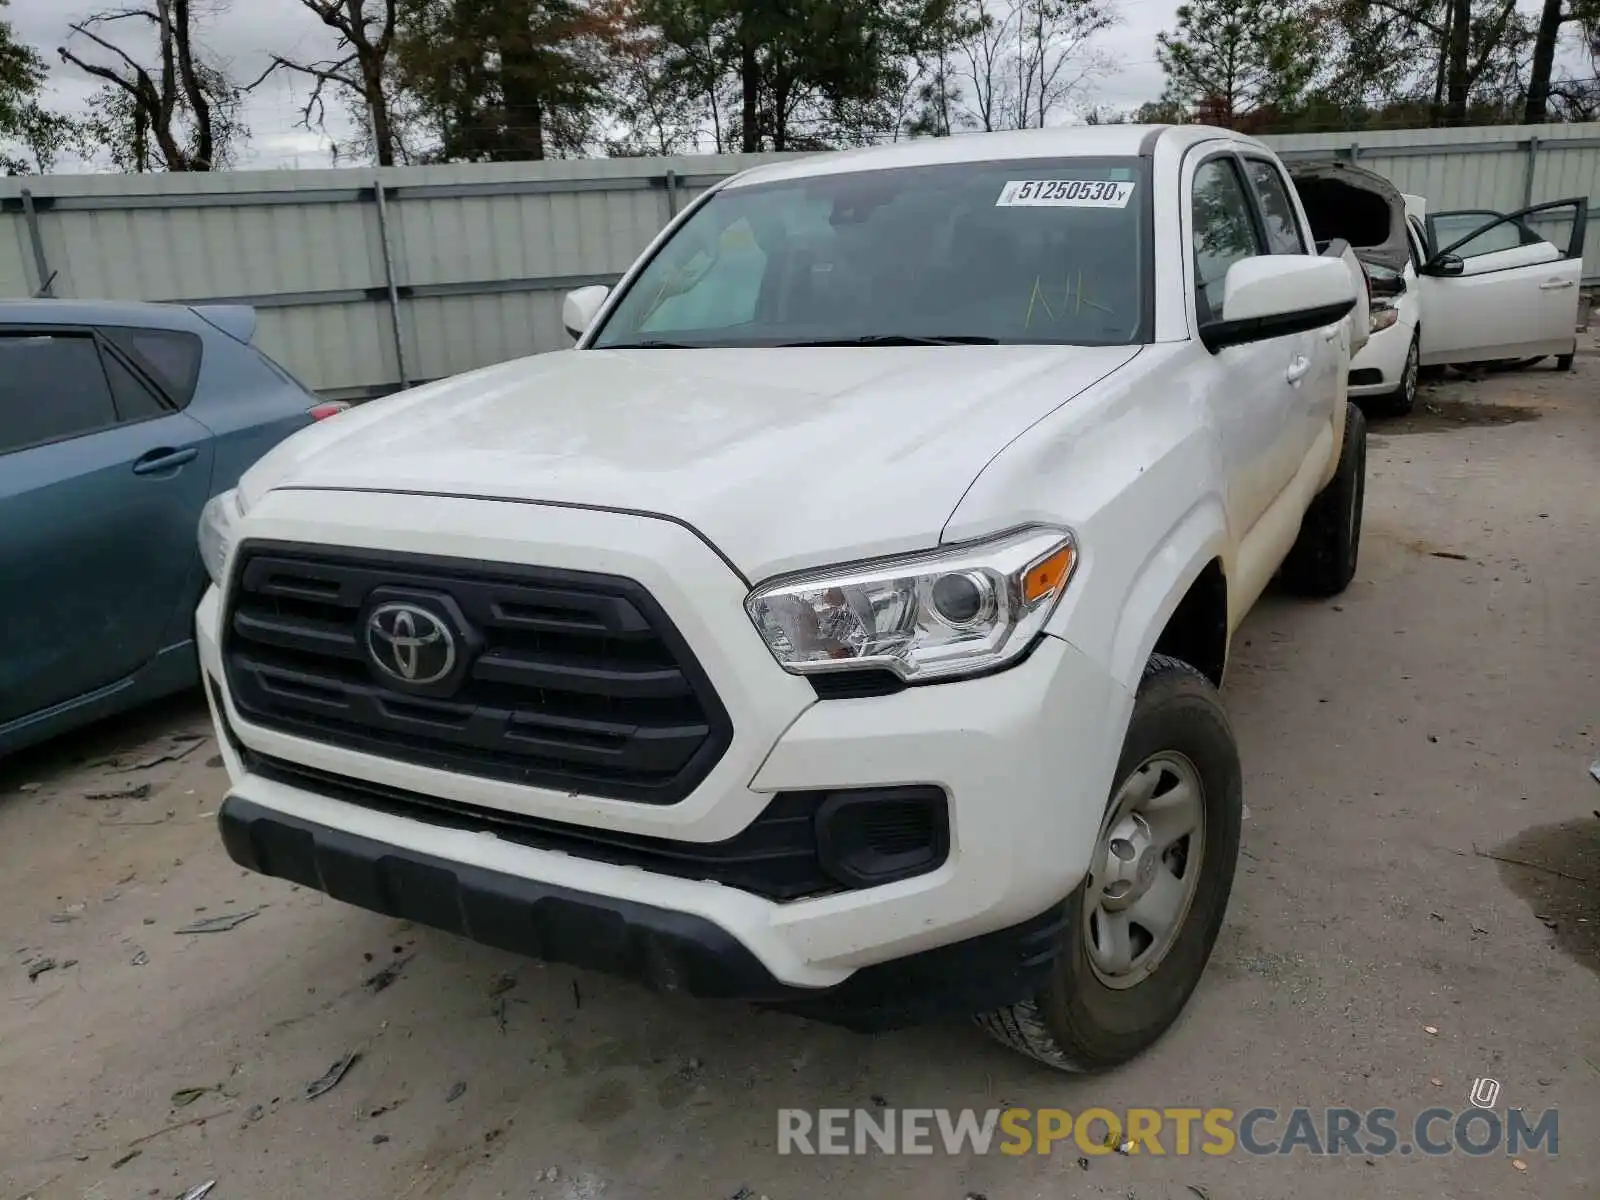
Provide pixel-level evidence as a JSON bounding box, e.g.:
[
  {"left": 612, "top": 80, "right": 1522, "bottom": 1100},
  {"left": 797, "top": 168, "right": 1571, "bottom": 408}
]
[{"left": 0, "top": 328, "right": 215, "bottom": 726}]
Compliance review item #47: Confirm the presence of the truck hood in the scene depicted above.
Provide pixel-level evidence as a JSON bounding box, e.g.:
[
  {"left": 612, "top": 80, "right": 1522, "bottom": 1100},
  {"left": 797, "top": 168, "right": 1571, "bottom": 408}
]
[{"left": 240, "top": 344, "right": 1140, "bottom": 580}]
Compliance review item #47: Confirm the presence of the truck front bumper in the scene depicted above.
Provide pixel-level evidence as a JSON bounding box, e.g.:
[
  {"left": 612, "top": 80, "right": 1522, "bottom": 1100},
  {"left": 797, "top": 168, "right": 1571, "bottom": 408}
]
[
  {"left": 216, "top": 792, "right": 1070, "bottom": 1030},
  {"left": 199, "top": 490, "right": 1132, "bottom": 1027}
]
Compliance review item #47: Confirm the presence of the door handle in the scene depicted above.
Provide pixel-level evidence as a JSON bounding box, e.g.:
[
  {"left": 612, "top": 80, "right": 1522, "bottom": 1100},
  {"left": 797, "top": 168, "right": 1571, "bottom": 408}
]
[
  {"left": 1540, "top": 279, "right": 1575, "bottom": 290},
  {"left": 132, "top": 446, "right": 199, "bottom": 475},
  {"left": 1286, "top": 355, "right": 1312, "bottom": 384}
]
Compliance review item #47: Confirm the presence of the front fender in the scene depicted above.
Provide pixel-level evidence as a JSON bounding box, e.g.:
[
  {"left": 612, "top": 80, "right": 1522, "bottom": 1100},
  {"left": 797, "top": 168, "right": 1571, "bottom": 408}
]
[
  {"left": 1102, "top": 498, "right": 1231, "bottom": 692},
  {"left": 940, "top": 345, "right": 1234, "bottom": 695}
]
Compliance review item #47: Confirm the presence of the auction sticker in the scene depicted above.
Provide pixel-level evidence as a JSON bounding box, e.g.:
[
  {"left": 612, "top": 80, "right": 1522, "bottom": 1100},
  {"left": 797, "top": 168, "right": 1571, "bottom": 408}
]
[{"left": 995, "top": 179, "right": 1135, "bottom": 208}]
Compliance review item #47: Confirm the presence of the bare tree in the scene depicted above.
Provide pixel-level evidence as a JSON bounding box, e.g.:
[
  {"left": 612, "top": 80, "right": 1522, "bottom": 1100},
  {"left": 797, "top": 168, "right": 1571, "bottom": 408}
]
[
  {"left": 950, "top": 0, "right": 1114, "bottom": 131},
  {"left": 248, "top": 0, "right": 402, "bottom": 166},
  {"left": 59, "top": 0, "right": 245, "bottom": 170},
  {"left": 1016, "top": 0, "right": 1115, "bottom": 128},
  {"left": 952, "top": 0, "right": 1013, "bottom": 130}
]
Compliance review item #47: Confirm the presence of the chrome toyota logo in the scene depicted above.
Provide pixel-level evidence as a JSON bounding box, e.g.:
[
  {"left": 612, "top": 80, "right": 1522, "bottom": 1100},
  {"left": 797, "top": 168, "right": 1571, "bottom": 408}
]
[{"left": 365, "top": 601, "right": 456, "bottom": 685}]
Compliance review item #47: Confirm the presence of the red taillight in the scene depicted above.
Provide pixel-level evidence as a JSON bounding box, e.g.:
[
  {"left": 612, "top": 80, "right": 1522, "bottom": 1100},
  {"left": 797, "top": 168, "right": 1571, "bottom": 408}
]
[{"left": 307, "top": 401, "right": 350, "bottom": 421}]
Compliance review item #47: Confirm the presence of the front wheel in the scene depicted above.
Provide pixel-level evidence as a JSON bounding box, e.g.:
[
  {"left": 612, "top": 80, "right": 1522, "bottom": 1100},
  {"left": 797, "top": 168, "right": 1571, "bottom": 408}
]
[{"left": 976, "top": 655, "right": 1243, "bottom": 1071}]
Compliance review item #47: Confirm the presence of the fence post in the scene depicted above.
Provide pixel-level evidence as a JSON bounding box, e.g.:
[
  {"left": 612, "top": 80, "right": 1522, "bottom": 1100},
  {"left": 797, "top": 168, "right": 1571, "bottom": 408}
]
[
  {"left": 20, "top": 189, "right": 54, "bottom": 297},
  {"left": 1346, "top": 140, "right": 1361, "bottom": 162},
  {"left": 665, "top": 169, "right": 680, "bottom": 219},
  {"left": 1523, "top": 136, "right": 1540, "bottom": 208},
  {"left": 372, "top": 176, "right": 411, "bottom": 390}
]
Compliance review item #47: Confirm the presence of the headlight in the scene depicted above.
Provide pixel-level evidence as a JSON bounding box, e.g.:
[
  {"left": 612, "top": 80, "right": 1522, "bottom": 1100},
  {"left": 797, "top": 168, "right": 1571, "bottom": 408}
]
[
  {"left": 745, "top": 527, "right": 1077, "bottom": 683},
  {"left": 197, "top": 488, "right": 246, "bottom": 587},
  {"left": 1369, "top": 303, "right": 1399, "bottom": 332}
]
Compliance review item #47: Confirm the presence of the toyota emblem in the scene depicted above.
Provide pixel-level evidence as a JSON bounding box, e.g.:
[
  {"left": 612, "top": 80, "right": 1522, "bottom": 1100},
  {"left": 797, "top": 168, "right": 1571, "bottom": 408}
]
[{"left": 365, "top": 601, "right": 457, "bottom": 686}]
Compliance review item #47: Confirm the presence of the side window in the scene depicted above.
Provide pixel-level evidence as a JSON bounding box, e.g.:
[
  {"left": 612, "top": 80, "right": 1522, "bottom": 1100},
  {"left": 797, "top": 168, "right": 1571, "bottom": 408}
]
[
  {"left": 102, "top": 327, "right": 202, "bottom": 407},
  {"left": 1192, "top": 158, "right": 1266, "bottom": 324},
  {"left": 1243, "top": 160, "right": 1307, "bottom": 255},
  {"left": 102, "top": 351, "right": 169, "bottom": 422},
  {"left": 0, "top": 333, "right": 121, "bottom": 455},
  {"left": 1407, "top": 217, "right": 1428, "bottom": 267},
  {"left": 1430, "top": 212, "right": 1528, "bottom": 260}
]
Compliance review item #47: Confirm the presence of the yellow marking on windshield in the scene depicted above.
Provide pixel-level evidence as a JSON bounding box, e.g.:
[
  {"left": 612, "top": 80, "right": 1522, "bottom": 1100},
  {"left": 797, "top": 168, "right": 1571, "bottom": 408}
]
[
  {"left": 1027, "top": 269, "right": 1114, "bottom": 328},
  {"left": 1024, "top": 276, "right": 1056, "bottom": 330}
]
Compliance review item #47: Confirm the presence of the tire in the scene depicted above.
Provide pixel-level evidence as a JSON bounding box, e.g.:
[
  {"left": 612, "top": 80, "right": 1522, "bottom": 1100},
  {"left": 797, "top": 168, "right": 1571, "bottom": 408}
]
[
  {"left": 1280, "top": 402, "right": 1367, "bottom": 597},
  {"left": 1556, "top": 353, "right": 1575, "bottom": 372},
  {"left": 976, "top": 655, "right": 1243, "bottom": 1072},
  {"left": 1362, "top": 334, "right": 1418, "bottom": 417}
]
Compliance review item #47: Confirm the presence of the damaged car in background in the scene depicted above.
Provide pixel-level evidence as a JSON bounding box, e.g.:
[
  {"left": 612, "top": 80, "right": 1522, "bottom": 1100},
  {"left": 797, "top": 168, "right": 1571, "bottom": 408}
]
[{"left": 1289, "top": 160, "right": 1588, "bottom": 416}]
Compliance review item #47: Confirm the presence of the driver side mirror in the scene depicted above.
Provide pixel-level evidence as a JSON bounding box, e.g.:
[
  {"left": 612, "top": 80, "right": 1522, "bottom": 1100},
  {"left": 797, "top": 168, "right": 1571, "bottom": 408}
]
[
  {"left": 563, "top": 285, "right": 610, "bottom": 341},
  {"left": 1425, "top": 253, "right": 1465, "bottom": 277},
  {"left": 1201, "top": 256, "right": 1357, "bottom": 352}
]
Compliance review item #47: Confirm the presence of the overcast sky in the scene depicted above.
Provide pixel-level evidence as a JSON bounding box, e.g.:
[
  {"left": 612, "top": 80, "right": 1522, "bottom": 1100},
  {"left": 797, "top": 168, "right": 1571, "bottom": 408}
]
[
  {"left": 11, "top": 0, "right": 1585, "bottom": 171},
  {"left": 12, "top": 0, "right": 1181, "bottom": 170}
]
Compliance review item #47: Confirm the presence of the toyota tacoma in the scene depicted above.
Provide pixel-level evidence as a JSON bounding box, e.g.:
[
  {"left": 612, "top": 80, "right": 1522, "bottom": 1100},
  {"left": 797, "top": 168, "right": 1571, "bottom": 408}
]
[{"left": 199, "top": 126, "right": 1368, "bottom": 1070}]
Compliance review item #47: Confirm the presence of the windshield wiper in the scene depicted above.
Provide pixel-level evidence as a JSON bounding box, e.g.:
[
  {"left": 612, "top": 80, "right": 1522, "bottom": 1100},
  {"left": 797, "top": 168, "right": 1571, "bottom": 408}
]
[
  {"left": 602, "top": 339, "right": 697, "bottom": 349},
  {"left": 777, "top": 334, "right": 1000, "bottom": 347}
]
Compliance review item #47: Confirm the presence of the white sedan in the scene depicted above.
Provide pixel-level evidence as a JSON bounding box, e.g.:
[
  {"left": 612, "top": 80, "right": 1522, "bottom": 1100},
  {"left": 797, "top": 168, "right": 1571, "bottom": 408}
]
[{"left": 1289, "top": 162, "right": 1587, "bottom": 416}]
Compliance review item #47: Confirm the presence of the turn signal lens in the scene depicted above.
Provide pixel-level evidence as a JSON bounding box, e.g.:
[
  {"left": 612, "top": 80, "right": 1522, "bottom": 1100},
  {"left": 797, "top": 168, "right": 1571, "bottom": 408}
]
[{"left": 1022, "top": 544, "right": 1076, "bottom": 605}]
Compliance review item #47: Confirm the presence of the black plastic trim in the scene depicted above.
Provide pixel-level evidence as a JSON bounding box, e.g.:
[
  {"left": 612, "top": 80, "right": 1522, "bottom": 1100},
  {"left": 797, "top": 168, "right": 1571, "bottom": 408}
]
[
  {"left": 217, "top": 793, "right": 1066, "bottom": 1031},
  {"left": 222, "top": 540, "right": 733, "bottom": 805},
  {"left": 1137, "top": 125, "right": 1170, "bottom": 157},
  {"left": 1200, "top": 299, "right": 1356, "bottom": 353},
  {"left": 240, "top": 748, "right": 842, "bottom": 901},
  {"left": 814, "top": 787, "right": 949, "bottom": 888},
  {"left": 807, "top": 629, "right": 1051, "bottom": 699},
  {"left": 809, "top": 670, "right": 906, "bottom": 699}
]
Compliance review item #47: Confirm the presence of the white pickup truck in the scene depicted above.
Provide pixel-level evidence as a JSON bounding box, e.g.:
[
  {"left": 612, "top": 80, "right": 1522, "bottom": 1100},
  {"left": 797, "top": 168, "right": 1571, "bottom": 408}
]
[{"left": 199, "top": 126, "right": 1369, "bottom": 1071}]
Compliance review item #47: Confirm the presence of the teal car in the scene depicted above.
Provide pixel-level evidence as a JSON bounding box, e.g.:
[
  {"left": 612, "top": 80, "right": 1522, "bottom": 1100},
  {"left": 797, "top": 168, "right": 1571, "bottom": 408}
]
[{"left": 0, "top": 300, "right": 344, "bottom": 757}]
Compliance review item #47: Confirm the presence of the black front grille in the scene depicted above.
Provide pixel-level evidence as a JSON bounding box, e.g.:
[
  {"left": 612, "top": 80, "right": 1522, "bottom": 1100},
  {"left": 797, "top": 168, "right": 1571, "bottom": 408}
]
[
  {"left": 240, "top": 749, "right": 838, "bottom": 901},
  {"left": 222, "top": 542, "right": 732, "bottom": 804}
]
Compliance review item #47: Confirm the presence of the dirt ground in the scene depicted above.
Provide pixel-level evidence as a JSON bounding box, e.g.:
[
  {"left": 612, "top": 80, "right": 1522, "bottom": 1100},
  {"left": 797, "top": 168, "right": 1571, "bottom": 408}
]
[{"left": 3, "top": 345, "right": 1598, "bottom": 1200}]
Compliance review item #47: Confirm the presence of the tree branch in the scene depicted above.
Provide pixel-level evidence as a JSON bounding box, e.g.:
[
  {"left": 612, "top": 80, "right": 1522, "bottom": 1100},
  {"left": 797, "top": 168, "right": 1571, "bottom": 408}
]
[
  {"left": 247, "top": 52, "right": 360, "bottom": 93},
  {"left": 1365, "top": 0, "right": 1444, "bottom": 38},
  {"left": 76, "top": 7, "right": 161, "bottom": 27},
  {"left": 62, "top": 19, "right": 152, "bottom": 79},
  {"left": 58, "top": 46, "right": 145, "bottom": 99}
]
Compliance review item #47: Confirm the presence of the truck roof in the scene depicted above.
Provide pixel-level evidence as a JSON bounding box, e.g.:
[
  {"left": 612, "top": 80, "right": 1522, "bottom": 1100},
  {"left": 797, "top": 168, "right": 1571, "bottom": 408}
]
[{"left": 725, "top": 125, "right": 1268, "bottom": 189}]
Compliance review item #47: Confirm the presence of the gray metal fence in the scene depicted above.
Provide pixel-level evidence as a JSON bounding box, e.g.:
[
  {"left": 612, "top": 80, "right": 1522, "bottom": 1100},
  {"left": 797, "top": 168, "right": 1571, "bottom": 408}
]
[{"left": 2, "top": 123, "right": 1596, "bottom": 399}]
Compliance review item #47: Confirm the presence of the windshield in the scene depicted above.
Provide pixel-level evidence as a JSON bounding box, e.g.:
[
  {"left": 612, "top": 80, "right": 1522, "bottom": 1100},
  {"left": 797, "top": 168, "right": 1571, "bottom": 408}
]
[{"left": 591, "top": 157, "right": 1151, "bottom": 349}]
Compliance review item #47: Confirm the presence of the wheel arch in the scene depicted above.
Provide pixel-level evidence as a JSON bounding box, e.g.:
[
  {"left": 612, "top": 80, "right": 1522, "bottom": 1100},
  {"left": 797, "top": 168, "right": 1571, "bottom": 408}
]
[
  {"left": 1106, "top": 498, "right": 1232, "bottom": 693},
  {"left": 1151, "top": 559, "right": 1229, "bottom": 686}
]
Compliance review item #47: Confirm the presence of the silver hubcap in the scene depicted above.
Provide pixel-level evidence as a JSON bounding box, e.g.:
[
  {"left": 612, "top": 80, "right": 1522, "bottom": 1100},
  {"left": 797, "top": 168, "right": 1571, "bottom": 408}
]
[{"left": 1084, "top": 752, "right": 1206, "bottom": 989}]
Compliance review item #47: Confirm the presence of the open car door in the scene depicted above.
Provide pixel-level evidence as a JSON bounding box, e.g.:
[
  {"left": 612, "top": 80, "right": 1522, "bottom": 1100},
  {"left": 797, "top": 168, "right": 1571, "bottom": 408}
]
[{"left": 1416, "top": 197, "right": 1587, "bottom": 366}]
